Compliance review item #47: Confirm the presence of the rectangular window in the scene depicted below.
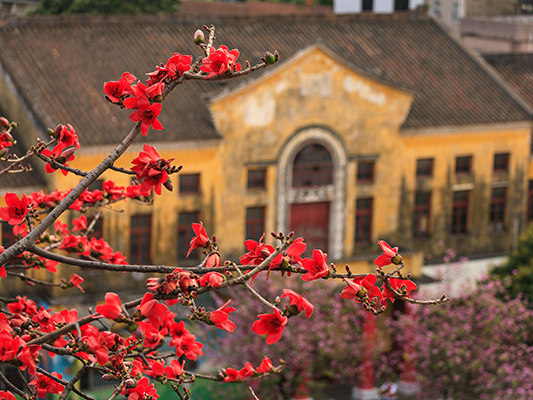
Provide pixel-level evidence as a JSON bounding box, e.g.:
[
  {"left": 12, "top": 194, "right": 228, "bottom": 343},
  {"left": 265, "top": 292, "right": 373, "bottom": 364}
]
[
  {"left": 455, "top": 156, "right": 472, "bottom": 175},
  {"left": 490, "top": 187, "right": 506, "bottom": 231},
  {"left": 413, "top": 192, "right": 431, "bottom": 238},
  {"left": 394, "top": 0, "right": 409, "bottom": 10},
  {"left": 357, "top": 161, "right": 375, "bottom": 184},
  {"left": 247, "top": 169, "right": 267, "bottom": 190},
  {"left": 177, "top": 211, "right": 200, "bottom": 261},
  {"left": 362, "top": 0, "right": 373, "bottom": 11},
  {"left": 130, "top": 215, "right": 151, "bottom": 265},
  {"left": 416, "top": 158, "right": 433, "bottom": 178},
  {"left": 493, "top": 153, "right": 510, "bottom": 173},
  {"left": 355, "top": 198, "right": 373, "bottom": 244},
  {"left": 246, "top": 207, "right": 265, "bottom": 241},
  {"left": 179, "top": 173, "right": 200, "bottom": 195},
  {"left": 452, "top": 191, "right": 469, "bottom": 234}
]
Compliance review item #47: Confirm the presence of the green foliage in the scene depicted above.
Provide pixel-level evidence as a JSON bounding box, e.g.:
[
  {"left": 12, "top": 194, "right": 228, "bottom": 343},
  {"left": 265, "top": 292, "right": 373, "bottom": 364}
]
[
  {"left": 491, "top": 223, "right": 533, "bottom": 306},
  {"left": 30, "top": 0, "right": 180, "bottom": 15}
]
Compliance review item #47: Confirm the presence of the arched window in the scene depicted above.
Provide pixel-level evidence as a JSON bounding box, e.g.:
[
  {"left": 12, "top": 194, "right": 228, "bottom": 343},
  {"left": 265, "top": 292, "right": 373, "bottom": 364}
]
[{"left": 292, "top": 143, "right": 333, "bottom": 188}]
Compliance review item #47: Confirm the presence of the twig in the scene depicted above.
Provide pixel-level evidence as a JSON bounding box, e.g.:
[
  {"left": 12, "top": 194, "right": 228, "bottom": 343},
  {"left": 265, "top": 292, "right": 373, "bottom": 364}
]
[
  {"left": 249, "top": 386, "right": 261, "bottom": 400},
  {"left": 58, "top": 365, "right": 87, "bottom": 400},
  {"left": 0, "top": 369, "right": 30, "bottom": 400},
  {"left": 234, "top": 264, "right": 277, "bottom": 309},
  {"left": 36, "top": 367, "right": 96, "bottom": 400},
  {"left": 108, "top": 381, "right": 126, "bottom": 400},
  {"left": 6, "top": 271, "right": 62, "bottom": 287},
  {"left": 28, "top": 314, "right": 102, "bottom": 346},
  {"left": 0, "top": 137, "right": 55, "bottom": 179},
  {"left": 382, "top": 277, "right": 449, "bottom": 305},
  {"left": 16, "top": 368, "right": 35, "bottom": 396}
]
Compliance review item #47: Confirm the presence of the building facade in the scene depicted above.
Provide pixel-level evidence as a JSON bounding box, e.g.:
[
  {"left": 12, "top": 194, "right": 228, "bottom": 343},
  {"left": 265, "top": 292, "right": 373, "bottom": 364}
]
[{"left": 0, "top": 11, "right": 532, "bottom": 301}]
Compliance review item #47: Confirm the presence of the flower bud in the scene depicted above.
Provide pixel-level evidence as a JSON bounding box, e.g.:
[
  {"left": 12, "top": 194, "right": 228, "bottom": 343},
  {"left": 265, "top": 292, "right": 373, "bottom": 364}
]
[
  {"left": 127, "top": 323, "right": 138, "bottom": 332},
  {"left": 286, "top": 304, "right": 300, "bottom": 317},
  {"left": 125, "top": 378, "right": 136, "bottom": 388},
  {"left": 356, "top": 286, "right": 368, "bottom": 299},
  {"left": 0, "top": 117, "right": 9, "bottom": 127},
  {"left": 194, "top": 29, "right": 205, "bottom": 45},
  {"left": 391, "top": 254, "right": 403, "bottom": 265},
  {"left": 264, "top": 51, "right": 276, "bottom": 64},
  {"left": 53, "top": 124, "right": 63, "bottom": 138},
  {"left": 163, "top": 178, "right": 173, "bottom": 192},
  {"left": 102, "top": 374, "right": 113, "bottom": 381},
  {"left": 57, "top": 147, "right": 75, "bottom": 164},
  {"left": 260, "top": 249, "right": 271, "bottom": 259},
  {"left": 3, "top": 132, "right": 13, "bottom": 141}
]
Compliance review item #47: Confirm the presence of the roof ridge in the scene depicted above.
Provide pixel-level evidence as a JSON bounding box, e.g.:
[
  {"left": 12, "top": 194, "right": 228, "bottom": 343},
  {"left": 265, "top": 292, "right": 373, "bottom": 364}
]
[{"left": 0, "top": 7, "right": 428, "bottom": 29}]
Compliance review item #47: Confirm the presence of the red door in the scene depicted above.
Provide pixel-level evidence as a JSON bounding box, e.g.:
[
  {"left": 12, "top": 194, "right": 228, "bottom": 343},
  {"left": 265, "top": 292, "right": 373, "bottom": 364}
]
[{"left": 290, "top": 202, "right": 330, "bottom": 256}]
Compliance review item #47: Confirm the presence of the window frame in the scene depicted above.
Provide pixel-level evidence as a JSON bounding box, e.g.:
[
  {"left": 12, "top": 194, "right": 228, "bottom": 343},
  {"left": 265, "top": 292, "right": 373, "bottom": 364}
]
[
  {"left": 455, "top": 155, "right": 472, "bottom": 175},
  {"left": 416, "top": 158, "right": 434, "bottom": 179},
  {"left": 362, "top": 0, "right": 373, "bottom": 11},
  {"left": 247, "top": 169, "right": 267, "bottom": 190},
  {"left": 292, "top": 143, "right": 333, "bottom": 188},
  {"left": 413, "top": 192, "right": 431, "bottom": 238},
  {"left": 129, "top": 214, "right": 152, "bottom": 265},
  {"left": 246, "top": 206, "right": 265, "bottom": 242},
  {"left": 489, "top": 187, "right": 507, "bottom": 232},
  {"left": 451, "top": 190, "right": 469, "bottom": 234},
  {"left": 356, "top": 160, "right": 375, "bottom": 184},
  {"left": 493, "top": 153, "right": 510, "bottom": 174},
  {"left": 179, "top": 173, "right": 201, "bottom": 195},
  {"left": 355, "top": 198, "right": 373, "bottom": 244}
]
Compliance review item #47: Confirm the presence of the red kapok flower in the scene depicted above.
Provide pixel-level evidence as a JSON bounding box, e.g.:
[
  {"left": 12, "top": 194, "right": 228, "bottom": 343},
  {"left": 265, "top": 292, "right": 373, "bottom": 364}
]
[
  {"left": 29, "top": 372, "right": 64, "bottom": 398},
  {"left": 104, "top": 72, "right": 136, "bottom": 103},
  {"left": 240, "top": 233, "right": 275, "bottom": 266},
  {"left": 374, "top": 240, "right": 402, "bottom": 267},
  {"left": 95, "top": 292, "right": 122, "bottom": 320},
  {"left": 129, "top": 101, "right": 164, "bottom": 136},
  {"left": 0, "top": 391, "right": 16, "bottom": 400},
  {"left": 251, "top": 307, "right": 288, "bottom": 345},
  {"left": 0, "top": 193, "right": 30, "bottom": 225},
  {"left": 256, "top": 356, "right": 274, "bottom": 374},
  {"left": 42, "top": 143, "right": 75, "bottom": 176},
  {"left": 301, "top": 249, "right": 329, "bottom": 281},
  {"left": 164, "top": 359, "right": 185, "bottom": 379},
  {"left": 138, "top": 293, "right": 168, "bottom": 328},
  {"left": 187, "top": 222, "right": 209, "bottom": 257},
  {"left": 223, "top": 368, "right": 240, "bottom": 383},
  {"left": 199, "top": 271, "right": 224, "bottom": 287},
  {"left": 200, "top": 45, "right": 241, "bottom": 79},
  {"left": 69, "top": 274, "right": 85, "bottom": 293},
  {"left": 281, "top": 289, "right": 314, "bottom": 318},
  {"left": 210, "top": 300, "right": 236, "bottom": 333},
  {"left": 341, "top": 273, "right": 383, "bottom": 303},
  {"left": 130, "top": 144, "right": 174, "bottom": 195},
  {"left": 72, "top": 215, "right": 87, "bottom": 232},
  {"left": 382, "top": 277, "right": 418, "bottom": 304},
  {"left": 54, "top": 123, "right": 80, "bottom": 149},
  {"left": 239, "top": 362, "right": 255, "bottom": 379}
]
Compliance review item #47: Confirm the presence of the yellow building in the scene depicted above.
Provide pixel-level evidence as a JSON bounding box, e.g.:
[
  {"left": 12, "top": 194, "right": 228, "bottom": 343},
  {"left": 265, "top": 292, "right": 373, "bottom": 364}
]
[{"left": 1, "top": 10, "right": 532, "bottom": 299}]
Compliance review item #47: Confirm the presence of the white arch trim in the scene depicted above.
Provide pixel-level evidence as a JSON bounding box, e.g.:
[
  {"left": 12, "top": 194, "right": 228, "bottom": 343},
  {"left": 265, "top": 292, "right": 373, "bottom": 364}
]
[{"left": 276, "top": 127, "right": 347, "bottom": 260}]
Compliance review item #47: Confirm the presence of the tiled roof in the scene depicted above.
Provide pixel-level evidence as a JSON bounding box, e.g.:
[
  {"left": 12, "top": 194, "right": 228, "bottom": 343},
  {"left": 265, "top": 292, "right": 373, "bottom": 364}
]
[
  {"left": 484, "top": 53, "right": 533, "bottom": 110},
  {"left": 0, "top": 12, "right": 530, "bottom": 148}
]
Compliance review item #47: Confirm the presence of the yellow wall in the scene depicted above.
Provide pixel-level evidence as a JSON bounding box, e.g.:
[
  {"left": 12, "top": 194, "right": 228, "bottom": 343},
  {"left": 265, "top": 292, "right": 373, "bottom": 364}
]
[{"left": 3, "top": 45, "right": 533, "bottom": 296}]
